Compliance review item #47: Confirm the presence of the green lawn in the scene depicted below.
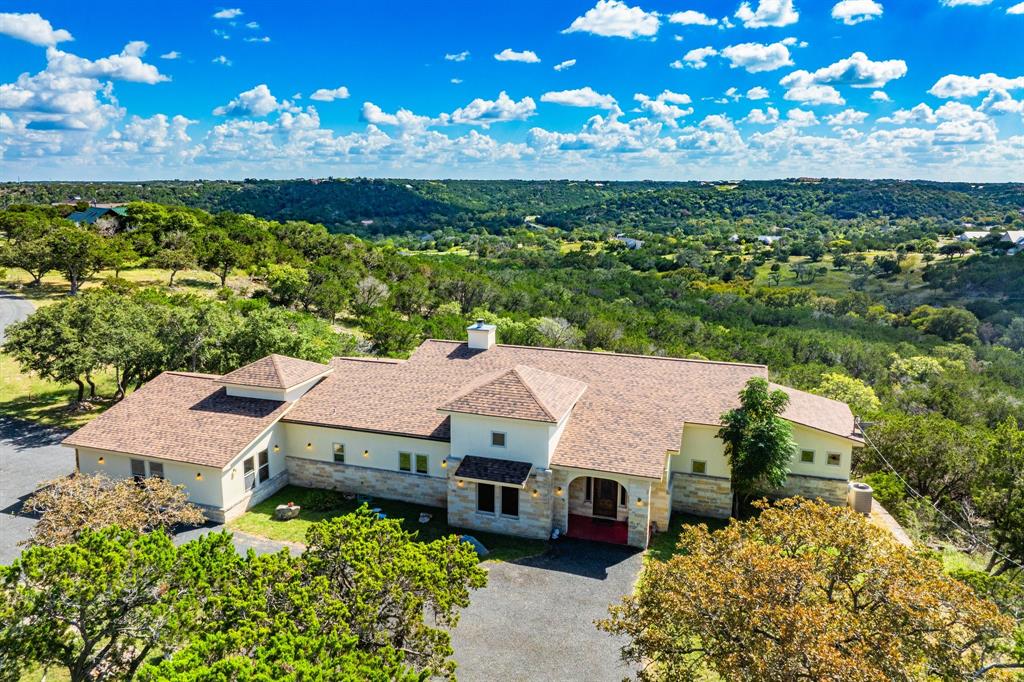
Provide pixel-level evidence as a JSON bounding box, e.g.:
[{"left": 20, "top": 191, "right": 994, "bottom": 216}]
[
  {"left": 0, "top": 353, "right": 119, "bottom": 430},
  {"left": 647, "top": 512, "right": 730, "bottom": 563},
  {"left": 229, "top": 485, "right": 548, "bottom": 563}
]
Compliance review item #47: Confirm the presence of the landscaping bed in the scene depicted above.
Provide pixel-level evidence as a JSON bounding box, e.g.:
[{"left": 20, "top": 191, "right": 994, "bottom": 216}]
[{"left": 229, "top": 485, "right": 548, "bottom": 562}]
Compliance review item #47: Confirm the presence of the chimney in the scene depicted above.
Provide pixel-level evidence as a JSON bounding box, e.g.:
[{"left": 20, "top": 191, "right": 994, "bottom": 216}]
[{"left": 467, "top": 319, "right": 497, "bottom": 350}]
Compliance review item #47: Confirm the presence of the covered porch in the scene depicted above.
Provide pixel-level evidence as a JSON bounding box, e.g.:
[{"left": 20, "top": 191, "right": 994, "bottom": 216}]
[
  {"left": 564, "top": 474, "right": 631, "bottom": 545},
  {"left": 553, "top": 467, "right": 670, "bottom": 549}
]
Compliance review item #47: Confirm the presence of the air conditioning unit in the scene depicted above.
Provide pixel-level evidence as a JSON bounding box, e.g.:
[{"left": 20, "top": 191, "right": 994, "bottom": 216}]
[{"left": 848, "top": 481, "right": 872, "bottom": 515}]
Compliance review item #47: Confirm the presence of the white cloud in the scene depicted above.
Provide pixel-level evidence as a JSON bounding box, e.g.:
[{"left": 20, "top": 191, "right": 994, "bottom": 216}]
[
  {"left": 563, "top": 0, "right": 660, "bottom": 38},
  {"left": 212, "top": 55, "right": 232, "bottom": 66},
  {"left": 939, "top": 0, "right": 992, "bottom": 5},
  {"left": 244, "top": 36, "right": 271, "bottom": 43},
  {"left": 720, "top": 40, "right": 794, "bottom": 73},
  {"left": 747, "top": 86, "right": 770, "bottom": 99},
  {"left": 735, "top": 0, "right": 799, "bottom": 28},
  {"left": 160, "top": 51, "right": 181, "bottom": 60},
  {"left": 678, "top": 46, "right": 718, "bottom": 69},
  {"left": 878, "top": 103, "right": 938, "bottom": 124},
  {"left": 784, "top": 84, "right": 845, "bottom": 105},
  {"left": 554, "top": 59, "right": 577, "bottom": 71},
  {"left": 744, "top": 107, "right": 780, "bottom": 124},
  {"left": 43, "top": 43, "right": 168, "bottom": 84},
  {"left": 929, "top": 73, "right": 1024, "bottom": 98},
  {"left": 450, "top": 91, "right": 536, "bottom": 126},
  {"left": 780, "top": 52, "right": 907, "bottom": 91},
  {"left": 825, "top": 108, "right": 868, "bottom": 126},
  {"left": 871, "top": 90, "right": 892, "bottom": 101},
  {"left": 445, "top": 51, "right": 469, "bottom": 62},
  {"left": 787, "top": 108, "right": 819, "bottom": 126},
  {"left": 213, "top": 84, "right": 280, "bottom": 116},
  {"left": 213, "top": 8, "right": 243, "bottom": 19},
  {"left": 494, "top": 48, "right": 540, "bottom": 63},
  {"left": 1009, "top": 2, "right": 1024, "bottom": 13},
  {"left": 667, "top": 10, "right": 718, "bottom": 26},
  {"left": 542, "top": 87, "right": 618, "bottom": 109},
  {"left": 831, "top": 0, "right": 884, "bottom": 24},
  {"left": 451, "top": 78, "right": 463, "bottom": 84},
  {"left": 634, "top": 90, "right": 693, "bottom": 126},
  {"left": 246, "top": 21, "right": 259, "bottom": 29},
  {"left": 360, "top": 102, "right": 439, "bottom": 130},
  {"left": 309, "top": 86, "right": 350, "bottom": 102},
  {"left": 0, "top": 12, "right": 73, "bottom": 46},
  {"left": 980, "top": 89, "right": 1024, "bottom": 114}
]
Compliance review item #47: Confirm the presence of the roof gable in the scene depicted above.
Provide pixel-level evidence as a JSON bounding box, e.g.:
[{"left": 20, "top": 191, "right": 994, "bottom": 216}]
[
  {"left": 220, "top": 354, "right": 330, "bottom": 389},
  {"left": 439, "top": 364, "right": 587, "bottom": 423}
]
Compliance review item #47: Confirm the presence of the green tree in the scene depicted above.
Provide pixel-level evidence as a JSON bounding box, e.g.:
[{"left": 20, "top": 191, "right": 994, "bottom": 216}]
[
  {"left": 363, "top": 308, "right": 423, "bottom": 356},
  {"left": 815, "top": 372, "right": 881, "bottom": 416},
  {"left": 265, "top": 262, "right": 309, "bottom": 307},
  {"left": 151, "top": 230, "right": 197, "bottom": 286},
  {"left": 103, "top": 233, "right": 139, "bottom": 278},
  {"left": 0, "top": 528, "right": 237, "bottom": 682},
  {"left": 45, "top": 224, "right": 107, "bottom": 295},
  {"left": 197, "top": 228, "right": 252, "bottom": 287},
  {"left": 717, "top": 377, "right": 794, "bottom": 517},
  {"left": 908, "top": 305, "right": 980, "bottom": 344},
  {"left": 976, "top": 418, "right": 1024, "bottom": 575}
]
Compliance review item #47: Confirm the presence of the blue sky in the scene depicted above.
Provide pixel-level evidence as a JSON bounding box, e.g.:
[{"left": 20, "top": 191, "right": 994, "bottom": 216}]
[{"left": 1, "top": 0, "right": 1023, "bottom": 181}]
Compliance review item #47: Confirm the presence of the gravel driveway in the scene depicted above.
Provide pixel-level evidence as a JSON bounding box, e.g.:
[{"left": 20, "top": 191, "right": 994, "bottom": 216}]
[{"left": 452, "top": 539, "right": 643, "bottom": 682}]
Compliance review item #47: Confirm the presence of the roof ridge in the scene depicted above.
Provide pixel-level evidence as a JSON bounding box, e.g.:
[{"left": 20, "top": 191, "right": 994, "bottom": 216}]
[
  {"left": 269, "top": 353, "right": 287, "bottom": 384},
  {"left": 509, "top": 365, "right": 557, "bottom": 422}
]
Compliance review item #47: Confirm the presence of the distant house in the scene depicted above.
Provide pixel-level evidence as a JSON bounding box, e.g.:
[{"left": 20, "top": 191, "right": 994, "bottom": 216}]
[
  {"left": 1002, "top": 231, "right": 1024, "bottom": 255},
  {"left": 957, "top": 231, "right": 992, "bottom": 242},
  {"left": 728, "top": 234, "right": 740, "bottom": 243},
  {"left": 62, "top": 325, "right": 861, "bottom": 548},
  {"left": 67, "top": 206, "right": 128, "bottom": 235},
  {"left": 612, "top": 234, "right": 644, "bottom": 250},
  {"left": 757, "top": 235, "right": 783, "bottom": 245}
]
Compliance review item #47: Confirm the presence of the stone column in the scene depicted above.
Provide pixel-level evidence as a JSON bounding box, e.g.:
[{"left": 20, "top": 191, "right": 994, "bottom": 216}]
[{"left": 626, "top": 480, "right": 652, "bottom": 548}]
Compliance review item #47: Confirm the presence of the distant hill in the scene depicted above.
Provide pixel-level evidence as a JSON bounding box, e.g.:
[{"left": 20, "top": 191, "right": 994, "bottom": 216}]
[{"left": 2, "top": 178, "right": 1021, "bottom": 236}]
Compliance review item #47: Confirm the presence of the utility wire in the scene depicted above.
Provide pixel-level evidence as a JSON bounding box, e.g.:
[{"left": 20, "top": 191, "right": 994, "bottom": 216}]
[{"left": 857, "top": 419, "right": 1024, "bottom": 574}]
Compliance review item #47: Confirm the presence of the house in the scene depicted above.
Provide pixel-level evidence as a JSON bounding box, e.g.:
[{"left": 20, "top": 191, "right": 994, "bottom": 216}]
[
  {"left": 63, "top": 323, "right": 862, "bottom": 548},
  {"left": 67, "top": 206, "right": 128, "bottom": 235},
  {"left": 612, "top": 234, "right": 644, "bottom": 250},
  {"left": 757, "top": 235, "right": 783, "bottom": 245},
  {"left": 1001, "top": 231, "right": 1024, "bottom": 255},
  {"left": 958, "top": 231, "right": 992, "bottom": 242}
]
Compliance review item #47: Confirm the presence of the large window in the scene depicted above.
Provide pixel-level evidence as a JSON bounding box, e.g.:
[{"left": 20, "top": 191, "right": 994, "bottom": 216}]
[
  {"left": 415, "top": 453, "right": 429, "bottom": 474},
  {"left": 148, "top": 462, "right": 164, "bottom": 479},
  {"left": 501, "top": 486, "right": 519, "bottom": 518},
  {"left": 258, "top": 450, "right": 270, "bottom": 483},
  {"left": 333, "top": 443, "right": 345, "bottom": 463},
  {"left": 243, "top": 457, "right": 256, "bottom": 491},
  {"left": 130, "top": 459, "right": 145, "bottom": 482},
  {"left": 477, "top": 483, "right": 495, "bottom": 514},
  {"left": 491, "top": 432, "right": 506, "bottom": 448},
  {"left": 399, "top": 452, "right": 412, "bottom": 472}
]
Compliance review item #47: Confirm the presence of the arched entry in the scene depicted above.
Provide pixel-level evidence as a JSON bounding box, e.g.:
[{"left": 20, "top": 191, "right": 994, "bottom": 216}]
[{"left": 566, "top": 475, "right": 629, "bottom": 544}]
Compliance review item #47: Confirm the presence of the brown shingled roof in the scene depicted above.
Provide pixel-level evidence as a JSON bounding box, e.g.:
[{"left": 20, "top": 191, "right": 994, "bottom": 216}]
[
  {"left": 440, "top": 365, "right": 587, "bottom": 423},
  {"left": 454, "top": 455, "right": 533, "bottom": 486},
  {"left": 220, "top": 354, "right": 330, "bottom": 389},
  {"left": 63, "top": 372, "right": 290, "bottom": 468}
]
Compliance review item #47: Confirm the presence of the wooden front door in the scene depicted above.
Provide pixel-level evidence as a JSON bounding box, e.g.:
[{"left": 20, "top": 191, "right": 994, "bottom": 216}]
[{"left": 592, "top": 479, "right": 618, "bottom": 518}]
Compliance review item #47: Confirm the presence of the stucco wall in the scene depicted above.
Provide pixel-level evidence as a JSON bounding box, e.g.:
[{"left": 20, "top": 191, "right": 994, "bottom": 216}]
[
  {"left": 225, "top": 373, "right": 326, "bottom": 402},
  {"left": 282, "top": 423, "right": 450, "bottom": 478},
  {"left": 287, "top": 455, "right": 447, "bottom": 507},
  {"left": 76, "top": 446, "right": 225, "bottom": 508},
  {"left": 448, "top": 412, "right": 557, "bottom": 469},
  {"left": 220, "top": 425, "right": 287, "bottom": 512},
  {"left": 447, "top": 464, "right": 553, "bottom": 540}
]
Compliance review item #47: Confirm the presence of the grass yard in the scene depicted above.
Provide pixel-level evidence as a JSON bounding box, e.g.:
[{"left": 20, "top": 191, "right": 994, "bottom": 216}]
[
  {"left": 229, "top": 485, "right": 549, "bottom": 563},
  {"left": 646, "top": 512, "right": 730, "bottom": 563},
  {"left": 0, "top": 353, "right": 118, "bottom": 429}
]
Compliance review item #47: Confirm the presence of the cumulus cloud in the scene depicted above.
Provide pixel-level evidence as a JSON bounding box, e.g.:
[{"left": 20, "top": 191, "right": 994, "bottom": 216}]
[
  {"left": 747, "top": 86, "right": 770, "bottom": 100},
  {"left": 677, "top": 46, "right": 718, "bottom": 69},
  {"left": 494, "top": 48, "right": 540, "bottom": 63},
  {"left": 787, "top": 108, "right": 819, "bottom": 126},
  {"left": 43, "top": 42, "right": 169, "bottom": 84},
  {"left": 720, "top": 40, "right": 795, "bottom": 73},
  {"left": 450, "top": 91, "right": 536, "bottom": 126},
  {"left": 784, "top": 84, "right": 845, "bottom": 105},
  {"left": 980, "top": 89, "right": 1024, "bottom": 115},
  {"left": 360, "top": 102, "right": 439, "bottom": 130},
  {"left": 939, "top": 0, "right": 992, "bottom": 5},
  {"left": 667, "top": 10, "right": 718, "bottom": 26},
  {"left": 780, "top": 52, "right": 907, "bottom": 92},
  {"left": 541, "top": 87, "right": 617, "bottom": 109},
  {"left": 445, "top": 51, "right": 469, "bottom": 62},
  {"left": 634, "top": 90, "right": 694, "bottom": 126},
  {"left": 744, "top": 107, "right": 780, "bottom": 124},
  {"left": 0, "top": 12, "right": 73, "bottom": 46},
  {"left": 871, "top": 90, "right": 892, "bottom": 101},
  {"left": 735, "top": 0, "right": 799, "bottom": 28},
  {"left": 213, "top": 8, "right": 243, "bottom": 19},
  {"left": 831, "top": 0, "right": 884, "bottom": 24},
  {"left": 160, "top": 51, "right": 181, "bottom": 60},
  {"left": 554, "top": 59, "right": 577, "bottom": 71},
  {"left": 1009, "top": 2, "right": 1024, "bottom": 13},
  {"left": 929, "top": 73, "right": 1024, "bottom": 98},
  {"left": 213, "top": 84, "right": 281, "bottom": 117},
  {"left": 212, "top": 55, "right": 231, "bottom": 66},
  {"left": 244, "top": 36, "right": 271, "bottom": 43},
  {"left": 563, "top": 0, "right": 660, "bottom": 38},
  {"left": 309, "top": 86, "right": 350, "bottom": 102},
  {"left": 451, "top": 78, "right": 463, "bottom": 84},
  {"left": 825, "top": 108, "right": 868, "bottom": 126}
]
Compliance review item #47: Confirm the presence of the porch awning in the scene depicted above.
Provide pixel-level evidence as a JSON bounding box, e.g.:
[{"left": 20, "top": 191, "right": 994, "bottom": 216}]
[{"left": 454, "top": 455, "right": 532, "bottom": 487}]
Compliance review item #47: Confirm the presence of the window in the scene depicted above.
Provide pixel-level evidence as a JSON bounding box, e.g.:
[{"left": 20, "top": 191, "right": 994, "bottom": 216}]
[
  {"left": 691, "top": 460, "right": 706, "bottom": 474},
  {"left": 148, "top": 462, "right": 164, "bottom": 479},
  {"left": 130, "top": 459, "right": 145, "bottom": 482},
  {"left": 258, "top": 450, "right": 270, "bottom": 484},
  {"left": 584, "top": 476, "right": 592, "bottom": 502},
  {"left": 800, "top": 450, "right": 815, "bottom": 464},
  {"left": 477, "top": 483, "right": 495, "bottom": 514},
  {"left": 415, "top": 454, "right": 429, "bottom": 474},
  {"left": 501, "top": 486, "right": 519, "bottom": 518},
  {"left": 333, "top": 443, "right": 345, "bottom": 464},
  {"left": 620, "top": 484, "right": 627, "bottom": 506},
  {"left": 399, "top": 452, "right": 412, "bottom": 472},
  {"left": 827, "top": 452, "right": 842, "bottom": 466},
  {"left": 491, "top": 432, "right": 506, "bottom": 448},
  {"left": 243, "top": 456, "right": 256, "bottom": 491}
]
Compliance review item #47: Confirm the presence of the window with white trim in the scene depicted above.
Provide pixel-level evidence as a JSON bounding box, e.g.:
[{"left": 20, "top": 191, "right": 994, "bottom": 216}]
[
  {"left": 491, "top": 431, "right": 506, "bottom": 447},
  {"left": 827, "top": 452, "right": 842, "bottom": 466},
  {"left": 415, "top": 453, "right": 429, "bottom": 474},
  {"left": 800, "top": 450, "right": 815, "bottom": 464},
  {"left": 258, "top": 450, "right": 270, "bottom": 483},
  {"left": 399, "top": 452, "right": 412, "bottom": 472},
  {"left": 243, "top": 456, "right": 256, "bottom": 491},
  {"left": 333, "top": 443, "right": 345, "bottom": 463},
  {"left": 148, "top": 461, "right": 164, "bottom": 479},
  {"left": 691, "top": 460, "right": 707, "bottom": 474},
  {"left": 130, "top": 459, "right": 145, "bottom": 482}
]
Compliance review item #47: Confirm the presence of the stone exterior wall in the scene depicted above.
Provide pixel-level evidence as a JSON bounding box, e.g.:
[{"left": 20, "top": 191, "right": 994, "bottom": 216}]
[
  {"left": 286, "top": 456, "right": 447, "bottom": 507},
  {"left": 625, "top": 480, "right": 652, "bottom": 548},
  {"left": 206, "top": 470, "right": 288, "bottom": 524},
  {"left": 649, "top": 479, "right": 671, "bottom": 534},
  {"left": 567, "top": 476, "right": 629, "bottom": 521},
  {"left": 672, "top": 472, "right": 733, "bottom": 519},
  {"left": 772, "top": 474, "right": 848, "bottom": 506},
  {"left": 447, "top": 465, "right": 554, "bottom": 540}
]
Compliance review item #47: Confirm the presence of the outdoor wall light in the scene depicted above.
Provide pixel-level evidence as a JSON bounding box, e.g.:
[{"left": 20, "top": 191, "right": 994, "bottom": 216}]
[
  {"left": 636, "top": 497, "right": 644, "bottom": 507},
  {"left": 363, "top": 449, "right": 369, "bottom": 458},
  {"left": 555, "top": 486, "right": 563, "bottom": 496},
  {"left": 457, "top": 479, "right": 465, "bottom": 488},
  {"left": 273, "top": 444, "right": 280, "bottom": 453},
  {"left": 305, "top": 442, "right": 312, "bottom": 451},
  {"left": 195, "top": 472, "right": 203, "bottom": 481},
  {"left": 97, "top": 456, "right": 105, "bottom": 465},
  {"left": 440, "top": 459, "right": 448, "bottom": 468},
  {"left": 531, "top": 488, "right": 539, "bottom": 498}
]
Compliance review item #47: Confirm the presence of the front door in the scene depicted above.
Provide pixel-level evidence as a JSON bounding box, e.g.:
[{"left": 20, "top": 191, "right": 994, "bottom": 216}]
[{"left": 592, "top": 479, "right": 618, "bottom": 518}]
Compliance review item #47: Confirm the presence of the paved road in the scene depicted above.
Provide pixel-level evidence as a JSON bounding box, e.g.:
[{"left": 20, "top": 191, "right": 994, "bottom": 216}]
[
  {"left": 452, "top": 539, "right": 642, "bottom": 682},
  {"left": 0, "top": 289, "right": 33, "bottom": 344}
]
